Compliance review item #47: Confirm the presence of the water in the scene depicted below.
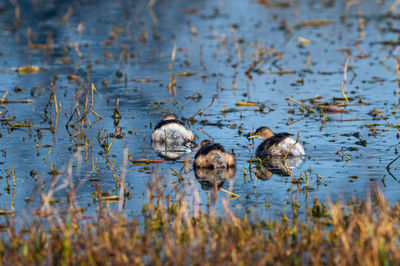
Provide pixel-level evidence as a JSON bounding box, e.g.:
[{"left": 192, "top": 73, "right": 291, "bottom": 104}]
[{"left": 0, "top": 0, "right": 399, "bottom": 219}]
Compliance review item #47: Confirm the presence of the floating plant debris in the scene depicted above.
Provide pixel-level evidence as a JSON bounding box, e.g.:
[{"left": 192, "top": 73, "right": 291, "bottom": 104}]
[
  {"left": 235, "top": 101, "right": 258, "bottom": 107},
  {"left": 131, "top": 158, "right": 166, "bottom": 165},
  {"left": 16, "top": 65, "right": 41, "bottom": 74},
  {"left": 99, "top": 196, "right": 121, "bottom": 201},
  {"left": 295, "top": 19, "right": 333, "bottom": 29}
]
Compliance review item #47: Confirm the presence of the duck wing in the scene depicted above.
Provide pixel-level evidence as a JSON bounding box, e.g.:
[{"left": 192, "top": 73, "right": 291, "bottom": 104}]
[
  {"left": 256, "top": 133, "right": 292, "bottom": 157},
  {"left": 154, "top": 119, "right": 185, "bottom": 130}
]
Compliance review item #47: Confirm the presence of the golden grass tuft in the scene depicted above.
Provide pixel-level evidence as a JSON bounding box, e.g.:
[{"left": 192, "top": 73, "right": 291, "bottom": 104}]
[{"left": 0, "top": 188, "right": 399, "bottom": 264}]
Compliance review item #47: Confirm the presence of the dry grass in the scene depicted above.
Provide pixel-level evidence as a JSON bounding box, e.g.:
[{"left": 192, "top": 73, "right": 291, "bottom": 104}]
[{"left": 0, "top": 187, "right": 398, "bottom": 265}]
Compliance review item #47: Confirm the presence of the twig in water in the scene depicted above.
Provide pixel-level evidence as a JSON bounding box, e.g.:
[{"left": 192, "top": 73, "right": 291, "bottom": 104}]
[
  {"left": 11, "top": 164, "right": 15, "bottom": 187},
  {"left": 188, "top": 96, "right": 216, "bottom": 123},
  {"left": 343, "top": 54, "right": 351, "bottom": 89},
  {"left": 231, "top": 27, "right": 242, "bottom": 62},
  {"left": 386, "top": 155, "right": 400, "bottom": 183},
  {"left": 197, "top": 127, "right": 213, "bottom": 140},
  {"left": 171, "top": 168, "right": 184, "bottom": 181},
  {"left": 169, "top": 44, "right": 176, "bottom": 74},
  {"left": 147, "top": 0, "right": 158, "bottom": 25},
  {"left": 43, "top": 148, "right": 54, "bottom": 160},
  {"left": 394, "top": 57, "right": 400, "bottom": 106},
  {"left": 106, "top": 127, "right": 121, "bottom": 156},
  {"left": 342, "top": 151, "right": 351, "bottom": 167},
  {"left": 285, "top": 98, "right": 316, "bottom": 113},
  {"left": 219, "top": 188, "right": 239, "bottom": 198},
  {"left": 282, "top": 130, "right": 300, "bottom": 165},
  {"left": 340, "top": 82, "right": 349, "bottom": 104},
  {"left": 118, "top": 147, "right": 129, "bottom": 213}
]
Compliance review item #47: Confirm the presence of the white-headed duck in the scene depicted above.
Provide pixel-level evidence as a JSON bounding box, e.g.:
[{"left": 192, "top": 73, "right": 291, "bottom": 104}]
[{"left": 151, "top": 113, "right": 195, "bottom": 147}]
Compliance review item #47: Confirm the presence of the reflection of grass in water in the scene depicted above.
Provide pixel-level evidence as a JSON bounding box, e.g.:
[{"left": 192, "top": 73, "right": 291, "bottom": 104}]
[{"left": 0, "top": 184, "right": 399, "bottom": 264}]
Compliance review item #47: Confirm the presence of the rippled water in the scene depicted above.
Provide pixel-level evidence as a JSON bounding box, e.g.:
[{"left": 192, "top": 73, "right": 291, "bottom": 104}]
[{"left": 0, "top": 0, "right": 399, "bottom": 219}]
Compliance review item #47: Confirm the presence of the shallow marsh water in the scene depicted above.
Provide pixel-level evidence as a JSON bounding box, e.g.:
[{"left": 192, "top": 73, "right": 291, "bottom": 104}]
[{"left": 0, "top": 0, "right": 399, "bottom": 219}]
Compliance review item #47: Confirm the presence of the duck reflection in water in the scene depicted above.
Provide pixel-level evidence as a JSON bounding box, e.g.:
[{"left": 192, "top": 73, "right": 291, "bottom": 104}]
[
  {"left": 151, "top": 142, "right": 190, "bottom": 161},
  {"left": 249, "top": 126, "right": 305, "bottom": 179},
  {"left": 193, "top": 140, "right": 236, "bottom": 203},
  {"left": 151, "top": 113, "right": 196, "bottom": 161},
  {"left": 253, "top": 155, "right": 305, "bottom": 180},
  {"left": 194, "top": 167, "right": 236, "bottom": 191}
]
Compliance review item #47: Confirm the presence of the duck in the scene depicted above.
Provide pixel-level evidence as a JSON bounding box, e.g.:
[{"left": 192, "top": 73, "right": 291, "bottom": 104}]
[
  {"left": 151, "top": 113, "right": 195, "bottom": 147},
  {"left": 248, "top": 126, "right": 305, "bottom": 157},
  {"left": 193, "top": 140, "right": 236, "bottom": 169}
]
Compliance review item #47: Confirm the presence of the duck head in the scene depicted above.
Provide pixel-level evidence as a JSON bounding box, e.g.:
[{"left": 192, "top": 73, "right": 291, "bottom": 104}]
[
  {"left": 248, "top": 126, "right": 274, "bottom": 140},
  {"left": 162, "top": 113, "right": 178, "bottom": 121},
  {"left": 200, "top": 139, "right": 213, "bottom": 146}
]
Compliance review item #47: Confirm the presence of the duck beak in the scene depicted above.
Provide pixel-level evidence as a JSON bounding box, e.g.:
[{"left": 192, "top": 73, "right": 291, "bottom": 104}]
[{"left": 248, "top": 134, "right": 259, "bottom": 139}]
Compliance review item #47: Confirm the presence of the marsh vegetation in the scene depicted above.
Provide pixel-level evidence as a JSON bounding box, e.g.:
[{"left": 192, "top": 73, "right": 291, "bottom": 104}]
[{"left": 0, "top": 0, "right": 399, "bottom": 263}]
